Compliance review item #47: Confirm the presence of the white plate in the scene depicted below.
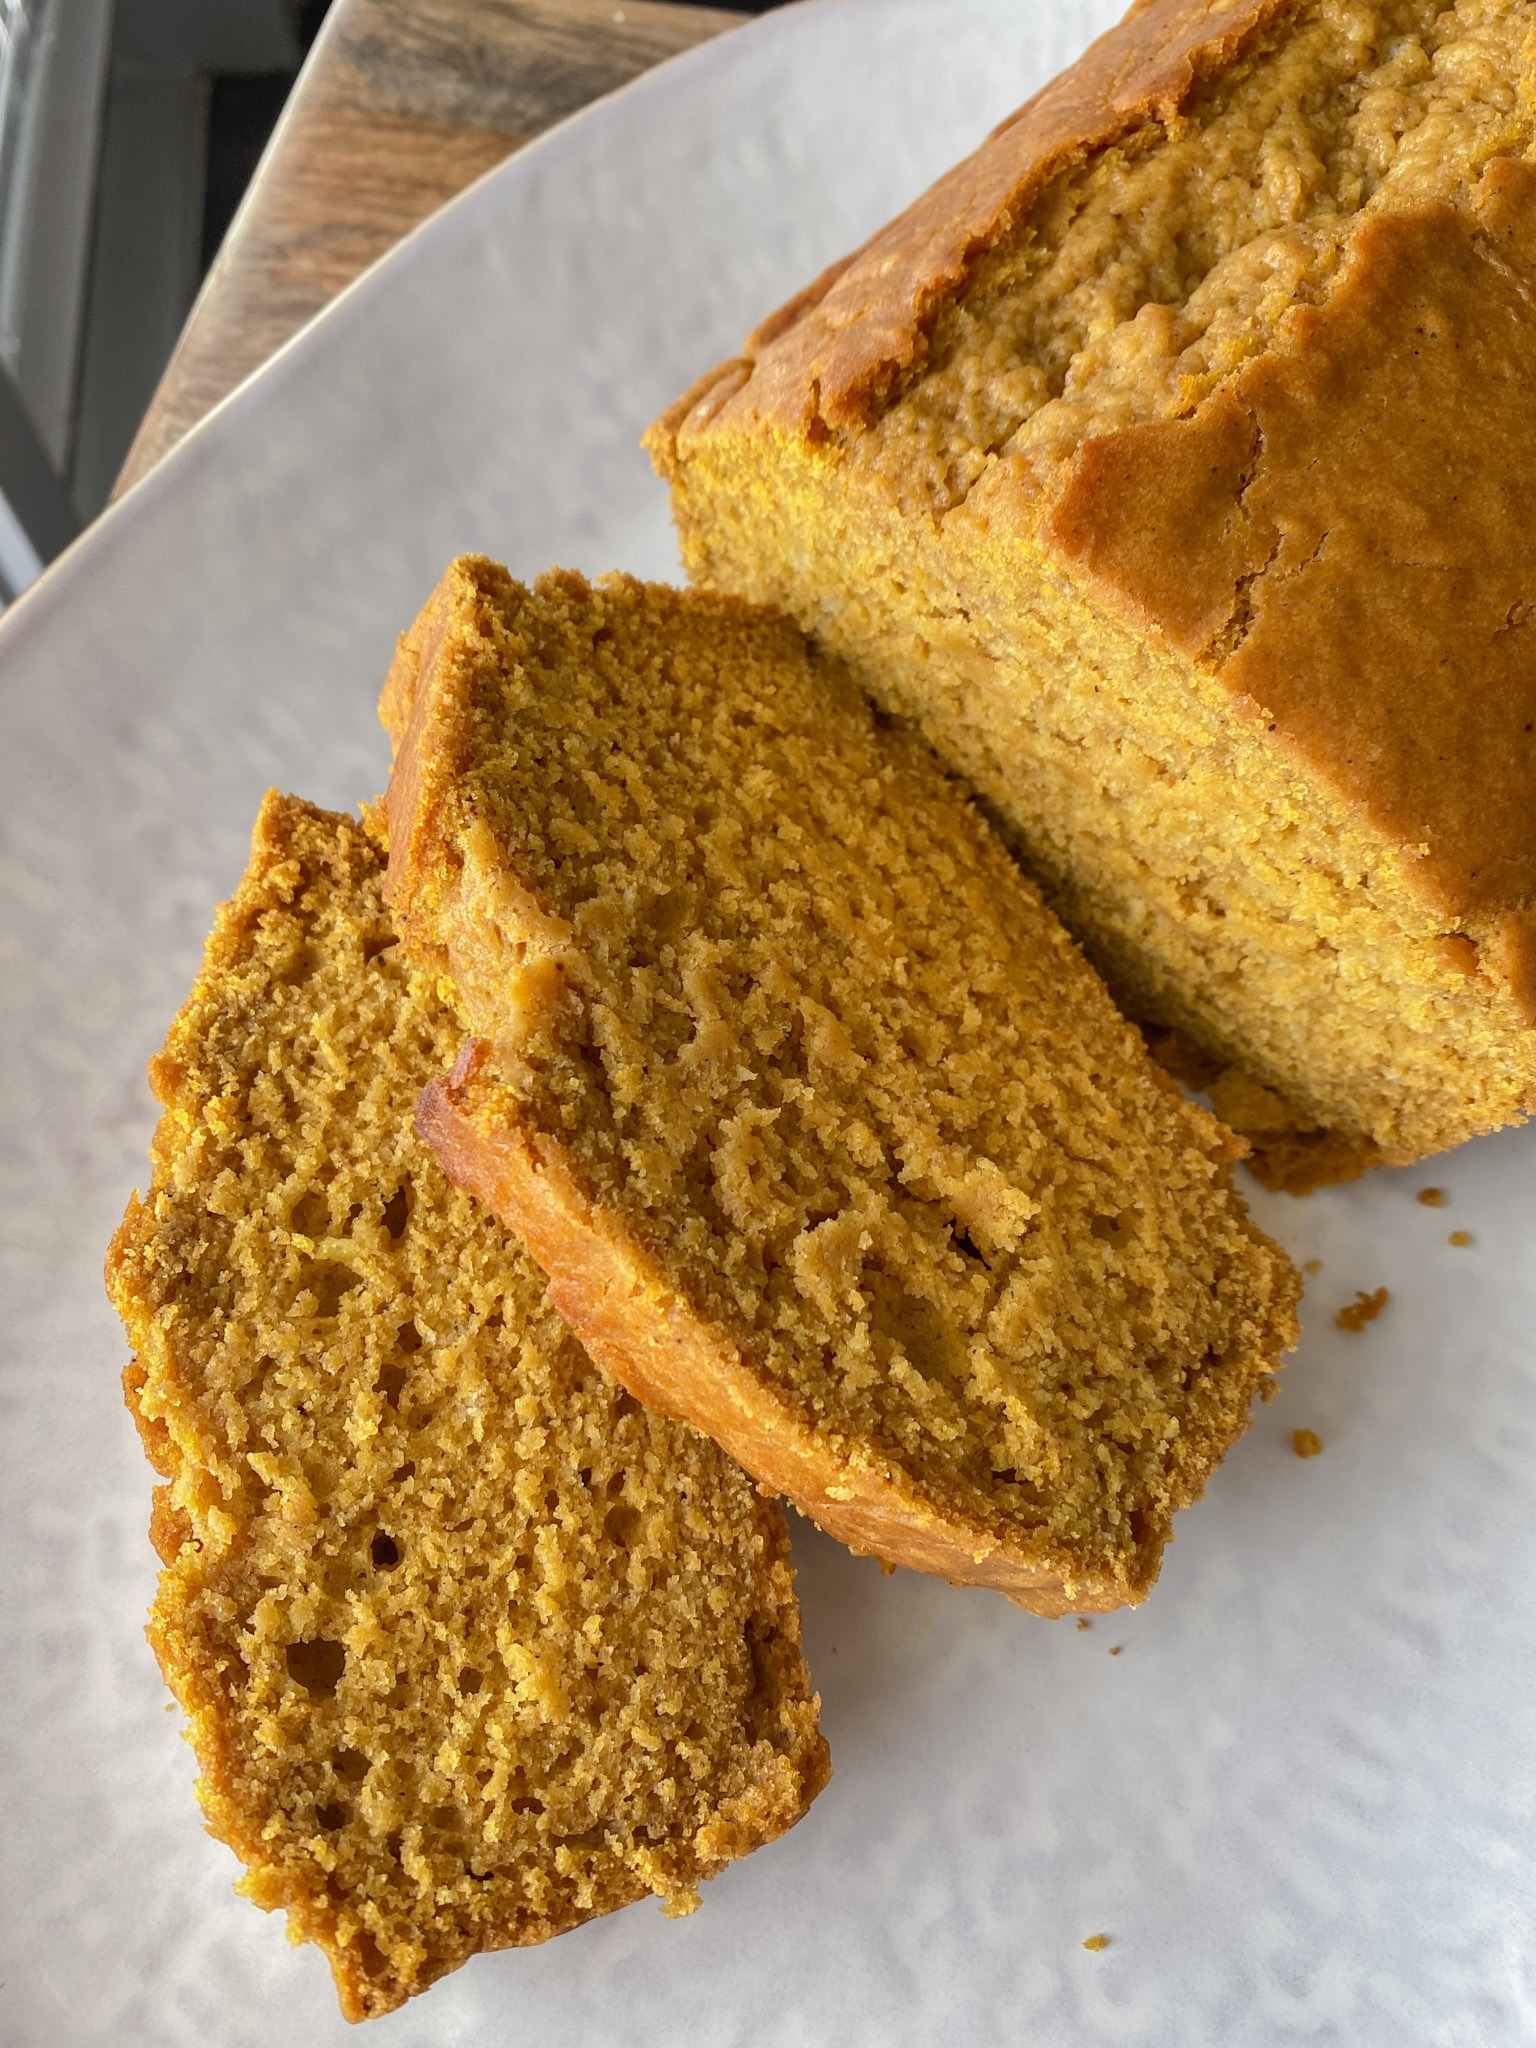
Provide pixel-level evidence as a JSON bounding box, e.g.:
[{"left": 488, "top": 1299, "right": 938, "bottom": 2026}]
[{"left": 4, "top": 2, "right": 1534, "bottom": 2041}]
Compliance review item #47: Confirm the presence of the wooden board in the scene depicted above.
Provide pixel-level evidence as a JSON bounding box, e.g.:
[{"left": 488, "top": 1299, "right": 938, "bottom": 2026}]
[{"left": 114, "top": 0, "right": 740, "bottom": 495}]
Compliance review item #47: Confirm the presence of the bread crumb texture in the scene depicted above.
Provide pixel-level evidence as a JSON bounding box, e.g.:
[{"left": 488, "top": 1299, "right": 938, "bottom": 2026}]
[
  {"left": 655, "top": 0, "right": 1536, "bottom": 1180},
  {"left": 383, "top": 560, "right": 1298, "bottom": 1614},
  {"left": 105, "top": 794, "right": 827, "bottom": 2021}
]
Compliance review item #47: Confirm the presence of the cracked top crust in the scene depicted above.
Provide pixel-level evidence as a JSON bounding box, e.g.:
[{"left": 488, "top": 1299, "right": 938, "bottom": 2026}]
[
  {"left": 1035, "top": 165, "right": 1536, "bottom": 1009},
  {"left": 655, "top": 0, "right": 1536, "bottom": 1013}
]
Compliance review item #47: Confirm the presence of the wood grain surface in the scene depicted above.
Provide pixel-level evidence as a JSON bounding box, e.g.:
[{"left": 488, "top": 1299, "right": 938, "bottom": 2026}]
[{"left": 114, "top": 0, "right": 741, "bottom": 496}]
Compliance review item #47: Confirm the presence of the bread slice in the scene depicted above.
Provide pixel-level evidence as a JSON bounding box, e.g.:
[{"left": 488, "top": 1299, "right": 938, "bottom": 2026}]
[
  {"left": 105, "top": 792, "right": 827, "bottom": 2022},
  {"left": 647, "top": 0, "right": 1536, "bottom": 1190},
  {"left": 380, "top": 557, "right": 1298, "bottom": 1616}
]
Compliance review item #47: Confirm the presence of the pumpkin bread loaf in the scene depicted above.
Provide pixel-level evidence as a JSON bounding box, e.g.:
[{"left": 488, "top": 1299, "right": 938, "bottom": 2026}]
[
  {"left": 648, "top": 0, "right": 1536, "bottom": 1190},
  {"left": 380, "top": 558, "right": 1298, "bottom": 1617},
  {"left": 106, "top": 792, "right": 827, "bottom": 2022}
]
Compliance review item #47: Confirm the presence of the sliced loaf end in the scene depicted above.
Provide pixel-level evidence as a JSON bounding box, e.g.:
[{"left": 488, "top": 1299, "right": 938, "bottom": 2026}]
[{"left": 106, "top": 791, "right": 827, "bottom": 2020}]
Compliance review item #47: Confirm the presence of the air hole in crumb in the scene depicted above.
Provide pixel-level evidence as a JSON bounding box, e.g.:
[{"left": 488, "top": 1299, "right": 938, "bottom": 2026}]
[
  {"left": 458, "top": 1666, "right": 483, "bottom": 1697},
  {"left": 606, "top": 1470, "right": 626, "bottom": 1496},
  {"left": 1089, "top": 1213, "right": 1129, "bottom": 1246},
  {"left": 544, "top": 1489, "right": 561, "bottom": 1514},
  {"left": 951, "top": 1226, "right": 990, "bottom": 1266},
  {"left": 334, "top": 1748, "right": 369, "bottom": 1784},
  {"left": 299, "top": 1259, "right": 362, "bottom": 1317},
  {"left": 316, "top": 1801, "right": 347, "bottom": 1830},
  {"left": 864, "top": 1269, "right": 965, "bottom": 1383},
  {"left": 578, "top": 1467, "right": 593, "bottom": 1488},
  {"left": 613, "top": 1388, "right": 640, "bottom": 1421},
  {"left": 510, "top": 1796, "right": 545, "bottom": 1816},
  {"left": 393, "top": 1461, "right": 416, "bottom": 1483},
  {"left": 376, "top": 1362, "right": 407, "bottom": 1407},
  {"left": 354, "top": 1930, "right": 385, "bottom": 1977},
  {"left": 290, "top": 1190, "right": 329, "bottom": 1237},
  {"left": 286, "top": 1639, "right": 345, "bottom": 1697},
  {"left": 371, "top": 1533, "right": 400, "bottom": 1569},
  {"left": 386, "top": 1831, "right": 403, "bottom": 1863},
  {"left": 381, "top": 1189, "right": 409, "bottom": 1239},
  {"left": 603, "top": 1502, "right": 642, "bottom": 1547},
  {"left": 558, "top": 1827, "right": 608, "bottom": 1854},
  {"left": 744, "top": 1624, "right": 774, "bottom": 1712},
  {"left": 395, "top": 1318, "right": 423, "bottom": 1354},
  {"left": 363, "top": 934, "right": 394, "bottom": 964}
]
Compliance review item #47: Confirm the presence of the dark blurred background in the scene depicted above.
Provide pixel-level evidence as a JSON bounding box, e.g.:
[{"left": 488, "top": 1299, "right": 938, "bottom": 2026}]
[{"left": 0, "top": 0, "right": 789, "bottom": 603}]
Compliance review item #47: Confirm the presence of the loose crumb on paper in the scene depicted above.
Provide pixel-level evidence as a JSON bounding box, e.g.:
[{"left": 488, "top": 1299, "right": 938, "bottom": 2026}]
[
  {"left": 1083, "top": 1934, "right": 1112, "bottom": 1952},
  {"left": 1108, "top": 1645, "right": 1123, "bottom": 1656},
  {"left": 1334, "top": 1286, "right": 1389, "bottom": 1332},
  {"left": 1076, "top": 1617, "right": 1092, "bottom": 1632},
  {"left": 1417, "top": 1187, "right": 1447, "bottom": 1208},
  {"left": 1448, "top": 1230, "right": 1472, "bottom": 1248},
  {"left": 1293, "top": 1428, "right": 1324, "bottom": 1459},
  {"left": 1303, "top": 1258, "right": 1322, "bottom": 1275}
]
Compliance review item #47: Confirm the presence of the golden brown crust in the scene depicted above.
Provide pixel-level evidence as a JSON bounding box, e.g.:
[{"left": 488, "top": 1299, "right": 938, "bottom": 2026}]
[{"left": 418, "top": 1049, "right": 1131, "bottom": 1617}]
